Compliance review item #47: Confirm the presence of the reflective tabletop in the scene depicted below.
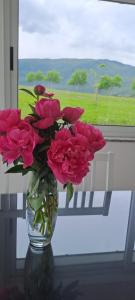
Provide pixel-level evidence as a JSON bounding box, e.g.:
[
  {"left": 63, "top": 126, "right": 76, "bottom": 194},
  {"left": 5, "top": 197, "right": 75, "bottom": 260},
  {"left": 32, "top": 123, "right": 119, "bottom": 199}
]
[{"left": 1, "top": 191, "right": 135, "bottom": 300}]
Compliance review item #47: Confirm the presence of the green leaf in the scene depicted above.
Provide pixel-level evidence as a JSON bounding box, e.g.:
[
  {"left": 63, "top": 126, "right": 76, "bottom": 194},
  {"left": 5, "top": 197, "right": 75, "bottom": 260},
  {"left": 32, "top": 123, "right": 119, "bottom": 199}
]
[
  {"left": 14, "top": 158, "right": 21, "bottom": 166},
  {"left": 38, "top": 168, "right": 49, "bottom": 182},
  {"left": 6, "top": 165, "right": 35, "bottom": 175},
  {"left": 66, "top": 183, "right": 74, "bottom": 201},
  {"left": 38, "top": 144, "right": 49, "bottom": 153},
  {"left": 19, "top": 88, "right": 37, "bottom": 99},
  {"left": 33, "top": 210, "right": 43, "bottom": 225},
  {"left": 29, "top": 104, "right": 35, "bottom": 114},
  {"left": 29, "top": 113, "right": 38, "bottom": 118},
  {"left": 6, "top": 165, "right": 24, "bottom": 174},
  {"left": 28, "top": 196, "right": 43, "bottom": 211},
  {"left": 22, "top": 167, "right": 35, "bottom": 175}
]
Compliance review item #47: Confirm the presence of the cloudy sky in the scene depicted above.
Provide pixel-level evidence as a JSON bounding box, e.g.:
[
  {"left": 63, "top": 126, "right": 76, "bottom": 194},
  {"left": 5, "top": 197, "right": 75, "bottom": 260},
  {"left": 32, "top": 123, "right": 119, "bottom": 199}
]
[{"left": 19, "top": 0, "right": 135, "bottom": 66}]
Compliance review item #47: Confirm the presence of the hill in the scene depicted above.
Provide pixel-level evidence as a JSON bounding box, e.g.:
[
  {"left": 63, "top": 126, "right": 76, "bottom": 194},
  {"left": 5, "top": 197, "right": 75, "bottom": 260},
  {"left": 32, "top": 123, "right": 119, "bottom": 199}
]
[{"left": 19, "top": 58, "right": 135, "bottom": 96}]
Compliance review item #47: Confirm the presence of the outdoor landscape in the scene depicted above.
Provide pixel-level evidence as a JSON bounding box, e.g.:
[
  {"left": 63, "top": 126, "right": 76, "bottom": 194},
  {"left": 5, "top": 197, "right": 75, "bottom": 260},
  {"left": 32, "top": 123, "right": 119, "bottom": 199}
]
[{"left": 19, "top": 58, "right": 135, "bottom": 125}]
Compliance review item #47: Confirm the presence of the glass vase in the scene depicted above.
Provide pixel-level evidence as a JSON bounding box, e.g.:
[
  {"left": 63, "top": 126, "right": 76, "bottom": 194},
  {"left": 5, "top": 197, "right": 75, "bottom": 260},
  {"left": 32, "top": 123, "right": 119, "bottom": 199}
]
[{"left": 26, "top": 171, "right": 58, "bottom": 248}]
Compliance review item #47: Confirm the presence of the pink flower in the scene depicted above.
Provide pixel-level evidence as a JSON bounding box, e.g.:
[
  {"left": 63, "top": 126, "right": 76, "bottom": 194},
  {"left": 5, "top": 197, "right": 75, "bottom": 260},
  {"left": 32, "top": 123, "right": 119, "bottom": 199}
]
[
  {"left": 34, "top": 98, "right": 62, "bottom": 129},
  {"left": 62, "top": 107, "right": 84, "bottom": 123},
  {"left": 55, "top": 128, "right": 72, "bottom": 141},
  {"left": 43, "top": 92, "right": 54, "bottom": 98},
  {"left": 47, "top": 129, "right": 92, "bottom": 184},
  {"left": 73, "top": 121, "right": 106, "bottom": 156},
  {"left": 0, "top": 109, "right": 21, "bottom": 134},
  {"left": 24, "top": 115, "right": 36, "bottom": 124},
  {"left": 34, "top": 85, "right": 45, "bottom": 95},
  {"left": 24, "top": 116, "right": 45, "bottom": 144},
  {"left": 0, "top": 121, "right": 36, "bottom": 167}
]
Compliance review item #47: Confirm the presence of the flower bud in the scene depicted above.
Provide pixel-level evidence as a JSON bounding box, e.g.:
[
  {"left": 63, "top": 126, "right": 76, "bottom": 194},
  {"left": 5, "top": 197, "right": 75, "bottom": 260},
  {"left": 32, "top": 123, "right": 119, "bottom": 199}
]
[{"left": 34, "top": 85, "right": 45, "bottom": 95}]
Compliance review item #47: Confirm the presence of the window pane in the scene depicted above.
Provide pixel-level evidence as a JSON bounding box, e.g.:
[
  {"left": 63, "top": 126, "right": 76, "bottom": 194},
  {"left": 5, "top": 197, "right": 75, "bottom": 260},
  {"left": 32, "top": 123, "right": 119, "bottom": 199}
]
[{"left": 19, "top": 0, "right": 135, "bottom": 126}]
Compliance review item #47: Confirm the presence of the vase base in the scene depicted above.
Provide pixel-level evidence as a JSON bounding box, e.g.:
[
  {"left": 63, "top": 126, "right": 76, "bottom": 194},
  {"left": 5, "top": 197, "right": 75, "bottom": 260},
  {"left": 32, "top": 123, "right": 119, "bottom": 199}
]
[{"left": 29, "top": 235, "right": 51, "bottom": 249}]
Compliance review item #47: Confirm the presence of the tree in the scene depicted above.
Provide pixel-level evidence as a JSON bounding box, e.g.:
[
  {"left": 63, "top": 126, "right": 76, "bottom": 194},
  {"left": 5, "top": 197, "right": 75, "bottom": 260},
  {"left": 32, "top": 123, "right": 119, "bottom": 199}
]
[
  {"left": 90, "top": 64, "right": 106, "bottom": 103},
  {"left": 68, "top": 69, "right": 88, "bottom": 90},
  {"left": 111, "top": 75, "right": 122, "bottom": 89},
  {"left": 45, "top": 70, "right": 61, "bottom": 87},
  {"left": 26, "top": 72, "right": 36, "bottom": 82},
  {"left": 96, "top": 74, "right": 122, "bottom": 96},
  {"left": 96, "top": 75, "right": 112, "bottom": 93},
  {"left": 35, "top": 70, "right": 44, "bottom": 81},
  {"left": 131, "top": 79, "right": 135, "bottom": 95},
  {"left": 26, "top": 70, "right": 45, "bottom": 84},
  {"left": 99, "top": 64, "right": 106, "bottom": 69}
]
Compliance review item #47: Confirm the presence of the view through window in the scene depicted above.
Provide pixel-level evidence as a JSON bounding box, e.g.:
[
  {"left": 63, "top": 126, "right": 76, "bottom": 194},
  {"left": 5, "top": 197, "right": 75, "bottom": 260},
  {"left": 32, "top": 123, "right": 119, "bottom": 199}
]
[{"left": 19, "top": 0, "right": 135, "bottom": 126}]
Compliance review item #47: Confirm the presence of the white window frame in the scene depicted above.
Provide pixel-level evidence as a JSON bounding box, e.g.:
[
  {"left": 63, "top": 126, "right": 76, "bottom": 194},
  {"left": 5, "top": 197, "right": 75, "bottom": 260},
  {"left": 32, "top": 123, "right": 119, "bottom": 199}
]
[
  {"left": 101, "top": 0, "right": 135, "bottom": 4},
  {"left": 0, "top": 0, "right": 18, "bottom": 109},
  {"left": 1, "top": 0, "right": 135, "bottom": 139}
]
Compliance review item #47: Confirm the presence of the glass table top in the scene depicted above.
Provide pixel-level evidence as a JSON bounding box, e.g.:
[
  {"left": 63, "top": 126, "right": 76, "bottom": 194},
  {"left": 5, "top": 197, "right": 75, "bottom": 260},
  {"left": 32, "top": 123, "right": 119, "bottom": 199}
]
[{"left": 1, "top": 191, "right": 135, "bottom": 300}]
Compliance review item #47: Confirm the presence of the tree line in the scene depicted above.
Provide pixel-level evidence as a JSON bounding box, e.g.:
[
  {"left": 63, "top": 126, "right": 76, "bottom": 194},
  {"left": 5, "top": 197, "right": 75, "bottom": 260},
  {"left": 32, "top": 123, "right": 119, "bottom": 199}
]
[{"left": 25, "top": 65, "right": 135, "bottom": 97}]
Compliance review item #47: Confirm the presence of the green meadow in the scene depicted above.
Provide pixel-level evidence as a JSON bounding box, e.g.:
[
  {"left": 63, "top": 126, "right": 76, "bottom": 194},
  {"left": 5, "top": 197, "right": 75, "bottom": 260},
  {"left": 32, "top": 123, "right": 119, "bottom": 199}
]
[{"left": 19, "top": 87, "right": 135, "bottom": 126}]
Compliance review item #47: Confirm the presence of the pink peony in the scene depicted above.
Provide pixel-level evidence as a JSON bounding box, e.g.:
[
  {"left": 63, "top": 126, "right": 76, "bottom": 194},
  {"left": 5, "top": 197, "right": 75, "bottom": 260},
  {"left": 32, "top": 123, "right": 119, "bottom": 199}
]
[
  {"left": 62, "top": 107, "right": 84, "bottom": 123},
  {"left": 0, "top": 109, "right": 21, "bottom": 134},
  {"left": 0, "top": 121, "right": 37, "bottom": 167},
  {"left": 24, "top": 115, "right": 36, "bottom": 124},
  {"left": 34, "top": 85, "right": 45, "bottom": 95},
  {"left": 55, "top": 128, "right": 72, "bottom": 141},
  {"left": 43, "top": 92, "right": 54, "bottom": 98},
  {"left": 34, "top": 98, "right": 62, "bottom": 129},
  {"left": 47, "top": 129, "right": 92, "bottom": 184},
  {"left": 73, "top": 121, "right": 106, "bottom": 156},
  {"left": 24, "top": 116, "right": 45, "bottom": 144}
]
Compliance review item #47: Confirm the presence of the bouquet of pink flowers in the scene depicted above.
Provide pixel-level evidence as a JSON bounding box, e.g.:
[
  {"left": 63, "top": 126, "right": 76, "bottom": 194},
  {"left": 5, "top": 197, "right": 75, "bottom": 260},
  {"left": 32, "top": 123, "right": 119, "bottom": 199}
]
[{"left": 0, "top": 85, "right": 106, "bottom": 241}]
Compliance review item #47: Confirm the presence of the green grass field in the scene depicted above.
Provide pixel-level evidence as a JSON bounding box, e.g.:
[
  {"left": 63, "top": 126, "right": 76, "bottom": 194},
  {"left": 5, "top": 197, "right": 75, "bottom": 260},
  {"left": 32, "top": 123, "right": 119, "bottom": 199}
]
[{"left": 19, "top": 87, "right": 135, "bottom": 125}]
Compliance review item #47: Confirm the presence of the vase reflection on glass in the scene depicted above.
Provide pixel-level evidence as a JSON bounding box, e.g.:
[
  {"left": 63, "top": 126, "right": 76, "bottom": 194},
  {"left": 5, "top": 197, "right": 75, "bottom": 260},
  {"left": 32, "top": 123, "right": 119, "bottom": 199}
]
[
  {"left": 24, "top": 244, "right": 82, "bottom": 300},
  {"left": 24, "top": 244, "right": 54, "bottom": 300},
  {"left": 26, "top": 171, "right": 58, "bottom": 248}
]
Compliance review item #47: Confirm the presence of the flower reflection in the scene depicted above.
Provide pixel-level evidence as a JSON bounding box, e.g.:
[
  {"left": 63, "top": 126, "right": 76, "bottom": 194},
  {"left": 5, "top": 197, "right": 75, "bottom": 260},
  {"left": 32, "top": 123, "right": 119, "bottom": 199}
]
[{"left": 0, "top": 286, "right": 24, "bottom": 300}]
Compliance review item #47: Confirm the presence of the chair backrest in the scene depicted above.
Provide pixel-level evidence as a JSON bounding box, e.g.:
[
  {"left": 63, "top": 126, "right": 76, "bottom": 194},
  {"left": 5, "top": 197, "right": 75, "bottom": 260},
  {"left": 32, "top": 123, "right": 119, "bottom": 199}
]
[
  {"left": 0, "top": 151, "right": 114, "bottom": 193},
  {"left": 0, "top": 191, "right": 112, "bottom": 217}
]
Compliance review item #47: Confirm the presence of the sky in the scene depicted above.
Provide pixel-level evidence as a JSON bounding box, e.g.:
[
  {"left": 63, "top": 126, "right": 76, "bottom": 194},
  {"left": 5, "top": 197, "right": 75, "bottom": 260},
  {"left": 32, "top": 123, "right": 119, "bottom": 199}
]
[{"left": 19, "top": 0, "right": 135, "bottom": 66}]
